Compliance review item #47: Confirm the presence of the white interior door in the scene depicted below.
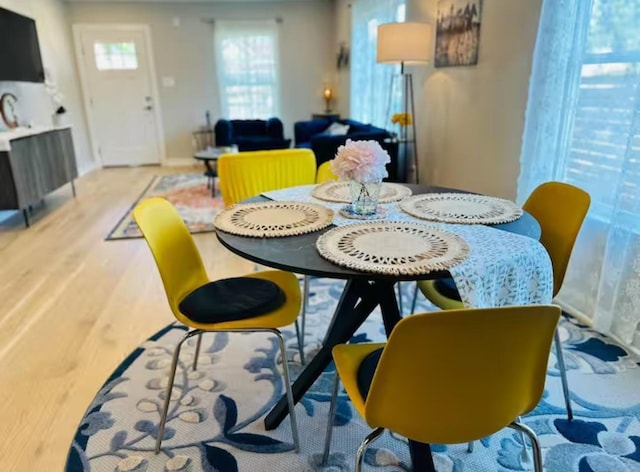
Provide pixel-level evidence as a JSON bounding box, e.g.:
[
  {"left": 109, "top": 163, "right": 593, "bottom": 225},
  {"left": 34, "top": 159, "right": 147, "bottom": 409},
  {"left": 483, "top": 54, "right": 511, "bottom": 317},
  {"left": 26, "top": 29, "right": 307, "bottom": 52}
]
[{"left": 77, "top": 27, "right": 161, "bottom": 166}]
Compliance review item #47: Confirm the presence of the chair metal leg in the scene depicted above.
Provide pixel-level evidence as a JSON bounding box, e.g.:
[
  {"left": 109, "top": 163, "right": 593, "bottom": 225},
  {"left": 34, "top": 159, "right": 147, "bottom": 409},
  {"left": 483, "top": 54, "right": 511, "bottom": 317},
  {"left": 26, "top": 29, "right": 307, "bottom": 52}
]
[
  {"left": 322, "top": 373, "right": 340, "bottom": 465},
  {"left": 554, "top": 328, "right": 573, "bottom": 420},
  {"left": 467, "top": 441, "right": 474, "bottom": 453},
  {"left": 193, "top": 333, "right": 203, "bottom": 371},
  {"left": 509, "top": 422, "right": 543, "bottom": 472},
  {"left": 156, "top": 329, "right": 203, "bottom": 454},
  {"left": 410, "top": 284, "right": 419, "bottom": 314},
  {"left": 274, "top": 329, "right": 300, "bottom": 453},
  {"left": 514, "top": 415, "right": 531, "bottom": 463},
  {"left": 355, "top": 428, "right": 385, "bottom": 472},
  {"left": 396, "top": 282, "right": 403, "bottom": 315}
]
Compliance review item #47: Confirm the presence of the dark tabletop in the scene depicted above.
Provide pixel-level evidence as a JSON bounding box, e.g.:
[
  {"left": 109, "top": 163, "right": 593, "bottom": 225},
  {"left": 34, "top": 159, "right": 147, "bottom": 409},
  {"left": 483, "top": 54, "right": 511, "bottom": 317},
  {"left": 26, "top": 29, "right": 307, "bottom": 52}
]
[{"left": 215, "top": 184, "right": 541, "bottom": 281}]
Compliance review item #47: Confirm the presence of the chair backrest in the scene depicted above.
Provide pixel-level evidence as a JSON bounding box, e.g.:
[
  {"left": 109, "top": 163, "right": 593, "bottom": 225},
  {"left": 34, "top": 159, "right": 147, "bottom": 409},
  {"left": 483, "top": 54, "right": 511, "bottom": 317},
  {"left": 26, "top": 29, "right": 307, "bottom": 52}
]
[
  {"left": 523, "top": 182, "right": 590, "bottom": 296},
  {"left": 218, "top": 149, "right": 317, "bottom": 206},
  {"left": 364, "top": 305, "right": 561, "bottom": 445},
  {"left": 133, "top": 198, "right": 209, "bottom": 325},
  {"left": 316, "top": 161, "right": 338, "bottom": 183}
]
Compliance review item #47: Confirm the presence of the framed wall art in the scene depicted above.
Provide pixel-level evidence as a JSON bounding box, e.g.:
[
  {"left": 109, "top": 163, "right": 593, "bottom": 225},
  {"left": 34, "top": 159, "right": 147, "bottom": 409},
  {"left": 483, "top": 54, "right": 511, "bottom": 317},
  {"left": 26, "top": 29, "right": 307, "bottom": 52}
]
[{"left": 435, "top": 0, "right": 482, "bottom": 67}]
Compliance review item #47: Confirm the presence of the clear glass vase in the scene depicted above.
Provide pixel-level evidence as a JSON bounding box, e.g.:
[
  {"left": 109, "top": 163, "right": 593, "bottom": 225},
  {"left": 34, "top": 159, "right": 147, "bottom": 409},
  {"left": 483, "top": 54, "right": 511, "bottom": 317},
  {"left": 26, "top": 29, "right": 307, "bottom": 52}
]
[{"left": 349, "top": 179, "right": 382, "bottom": 216}]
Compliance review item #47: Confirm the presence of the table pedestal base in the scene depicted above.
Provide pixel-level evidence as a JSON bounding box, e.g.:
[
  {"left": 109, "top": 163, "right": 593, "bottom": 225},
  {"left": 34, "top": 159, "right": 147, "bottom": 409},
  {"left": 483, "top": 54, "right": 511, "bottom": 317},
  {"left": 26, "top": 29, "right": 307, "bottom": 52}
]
[{"left": 264, "top": 278, "right": 436, "bottom": 472}]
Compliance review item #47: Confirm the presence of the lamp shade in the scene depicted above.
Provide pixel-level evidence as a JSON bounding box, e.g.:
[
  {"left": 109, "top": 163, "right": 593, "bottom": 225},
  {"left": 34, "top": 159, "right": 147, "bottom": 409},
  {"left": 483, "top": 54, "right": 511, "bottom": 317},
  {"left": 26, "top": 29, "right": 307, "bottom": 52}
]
[{"left": 377, "top": 22, "right": 432, "bottom": 64}]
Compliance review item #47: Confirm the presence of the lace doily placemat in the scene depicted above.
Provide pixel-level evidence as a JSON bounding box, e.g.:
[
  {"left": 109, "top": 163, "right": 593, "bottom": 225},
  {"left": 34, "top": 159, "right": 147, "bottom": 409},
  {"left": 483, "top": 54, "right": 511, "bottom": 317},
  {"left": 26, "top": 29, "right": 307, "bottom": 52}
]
[
  {"left": 312, "top": 181, "right": 412, "bottom": 203},
  {"left": 399, "top": 193, "right": 523, "bottom": 225},
  {"left": 316, "top": 221, "right": 469, "bottom": 275},
  {"left": 214, "top": 201, "right": 334, "bottom": 238}
]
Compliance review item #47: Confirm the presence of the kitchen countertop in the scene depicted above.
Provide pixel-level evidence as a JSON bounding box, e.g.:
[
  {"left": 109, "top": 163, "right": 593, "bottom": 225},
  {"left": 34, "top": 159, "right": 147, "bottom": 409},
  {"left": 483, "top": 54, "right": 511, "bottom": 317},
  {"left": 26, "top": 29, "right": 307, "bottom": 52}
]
[{"left": 0, "top": 125, "right": 72, "bottom": 152}]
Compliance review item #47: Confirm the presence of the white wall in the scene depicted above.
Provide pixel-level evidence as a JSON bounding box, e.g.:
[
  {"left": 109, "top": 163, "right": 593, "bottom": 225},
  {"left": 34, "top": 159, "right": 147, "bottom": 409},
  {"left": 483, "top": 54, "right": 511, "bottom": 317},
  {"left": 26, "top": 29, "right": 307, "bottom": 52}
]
[
  {"left": 335, "top": 0, "right": 541, "bottom": 199},
  {"left": 67, "top": 1, "right": 336, "bottom": 160},
  {"left": 0, "top": 0, "right": 94, "bottom": 174},
  {"left": 410, "top": 0, "right": 542, "bottom": 199}
]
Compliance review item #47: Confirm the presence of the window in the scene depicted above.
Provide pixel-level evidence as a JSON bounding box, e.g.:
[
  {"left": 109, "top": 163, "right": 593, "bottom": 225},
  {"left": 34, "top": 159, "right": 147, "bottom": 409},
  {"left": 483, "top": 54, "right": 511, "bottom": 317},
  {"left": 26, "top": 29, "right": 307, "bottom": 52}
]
[
  {"left": 563, "top": 2, "right": 640, "bottom": 226},
  {"left": 94, "top": 42, "right": 138, "bottom": 71},
  {"left": 214, "top": 21, "right": 280, "bottom": 119},
  {"left": 518, "top": 0, "right": 640, "bottom": 350},
  {"left": 350, "top": 0, "right": 406, "bottom": 128}
]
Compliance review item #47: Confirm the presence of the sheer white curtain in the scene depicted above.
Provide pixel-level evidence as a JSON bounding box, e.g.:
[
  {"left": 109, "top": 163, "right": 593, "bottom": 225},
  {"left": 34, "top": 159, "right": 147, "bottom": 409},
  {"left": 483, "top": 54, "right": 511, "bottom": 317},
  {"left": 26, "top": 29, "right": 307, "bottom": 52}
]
[
  {"left": 350, "top": 0, "right": 405, "bottom": 128},
  {"left": 214, "top": 20, "right": 280, "bottom": 119},
  {"left": 519, "top": 0, "right": 640, "bottom": 351}
]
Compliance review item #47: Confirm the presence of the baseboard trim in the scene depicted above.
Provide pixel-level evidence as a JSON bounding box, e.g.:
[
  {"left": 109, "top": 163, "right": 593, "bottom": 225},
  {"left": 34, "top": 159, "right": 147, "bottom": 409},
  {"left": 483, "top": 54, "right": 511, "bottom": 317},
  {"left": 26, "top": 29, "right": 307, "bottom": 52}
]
[{"left": 78, "top": 160, "right": 101, "bottom": 176}]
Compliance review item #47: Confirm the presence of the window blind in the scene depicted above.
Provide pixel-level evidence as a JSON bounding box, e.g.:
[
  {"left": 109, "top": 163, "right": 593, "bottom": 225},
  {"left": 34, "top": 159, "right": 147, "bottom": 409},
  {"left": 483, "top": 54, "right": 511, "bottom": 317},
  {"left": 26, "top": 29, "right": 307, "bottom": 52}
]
[
  {"left": 561, "top": 1, "right": 640, "bottom": 228},
  {"left": 214, "top": 21, "right": 280, "bottom": 120}
]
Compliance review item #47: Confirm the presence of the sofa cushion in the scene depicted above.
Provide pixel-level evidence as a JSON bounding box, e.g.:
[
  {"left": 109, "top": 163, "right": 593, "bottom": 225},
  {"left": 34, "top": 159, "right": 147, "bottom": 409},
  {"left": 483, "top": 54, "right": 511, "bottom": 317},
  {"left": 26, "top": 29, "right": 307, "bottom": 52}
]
[
  {"left": 214, "top": 120, "right": 234, "bottom": 146},
  {"left": 304, "top": 119, "right": 332, "bottom": 135},
  {"left": 266, "top": 118, "right": 285, "bottom": 140},
  {"left": 237, "top": 136, "right": 273, "bottom": 144},
  {"left": 348, "top": 124, "right": 372, "bottom": 134},
  {"left": 237, "top": 138, "right": 292, "bottom": 152},
  {"left": 232, "top": 120, "right": 267, "bottom": 137},
  {"left": 323, "top": 122, "right": 350, "bottom": 136},
  {"left": 294, "top": 119, "right": 331, "bottom": 146}
]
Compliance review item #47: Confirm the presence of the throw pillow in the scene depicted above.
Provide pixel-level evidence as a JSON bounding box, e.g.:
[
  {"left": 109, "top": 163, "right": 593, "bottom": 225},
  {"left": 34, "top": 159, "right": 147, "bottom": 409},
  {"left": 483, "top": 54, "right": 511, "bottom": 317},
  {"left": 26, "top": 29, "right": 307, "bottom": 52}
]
[{"left": 323, "top": 122, "right": 350, "bottom": 136}]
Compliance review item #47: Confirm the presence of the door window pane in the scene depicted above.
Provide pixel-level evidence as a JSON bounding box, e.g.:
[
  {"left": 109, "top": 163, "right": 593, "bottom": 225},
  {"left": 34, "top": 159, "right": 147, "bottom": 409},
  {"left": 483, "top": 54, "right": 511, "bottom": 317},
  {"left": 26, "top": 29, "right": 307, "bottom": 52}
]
[{"left": 94, "top": 42, "right": 139, "bottom": 71}]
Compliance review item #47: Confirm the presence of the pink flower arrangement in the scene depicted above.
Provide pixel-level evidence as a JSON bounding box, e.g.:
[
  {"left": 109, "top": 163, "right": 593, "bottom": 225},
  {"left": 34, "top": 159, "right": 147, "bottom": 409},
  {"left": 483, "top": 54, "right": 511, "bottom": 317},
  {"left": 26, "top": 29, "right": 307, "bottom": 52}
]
[{"left": 330, "top": 139, "right": 391, "bottom": 183}]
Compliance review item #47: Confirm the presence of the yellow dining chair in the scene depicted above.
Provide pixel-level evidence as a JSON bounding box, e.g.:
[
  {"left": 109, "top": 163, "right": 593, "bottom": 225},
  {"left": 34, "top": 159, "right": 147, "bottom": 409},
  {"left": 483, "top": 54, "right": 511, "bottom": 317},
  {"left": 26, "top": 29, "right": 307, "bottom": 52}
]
[
  {"left": 316, "top": 161, "right": 338, "bottom": 183},
  {"left": 323, "top": 305, "right": 561, "bottom": 472},
  {"left": 218, "top": 149, "right": 316, "bottom": 206},
  {"left": 218, "top": 149, "right": 317, "bottom": 364},
  {"left": 133, "top": 198, "right": 301, "bottom": 454},
  {"left": 414, "top": 181, "right": 590, "bottom": 420}
]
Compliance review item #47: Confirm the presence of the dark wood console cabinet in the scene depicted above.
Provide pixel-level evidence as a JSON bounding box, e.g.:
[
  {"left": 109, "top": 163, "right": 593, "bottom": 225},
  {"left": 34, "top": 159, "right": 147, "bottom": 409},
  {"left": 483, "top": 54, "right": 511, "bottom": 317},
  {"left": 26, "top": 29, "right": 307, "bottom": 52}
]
[{"left": 0, "top": 127, "right": 77, "bottom": 227}]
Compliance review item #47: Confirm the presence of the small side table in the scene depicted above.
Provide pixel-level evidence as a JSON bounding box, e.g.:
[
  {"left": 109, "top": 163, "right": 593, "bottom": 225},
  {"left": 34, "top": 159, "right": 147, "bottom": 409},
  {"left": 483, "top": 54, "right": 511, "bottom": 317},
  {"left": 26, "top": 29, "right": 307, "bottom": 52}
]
[
  {"left": 193, "top": 145, "right": 238, "bottom": 197},
  {"left": 311, "top": 112, "right": 340, "bottom": 121}
]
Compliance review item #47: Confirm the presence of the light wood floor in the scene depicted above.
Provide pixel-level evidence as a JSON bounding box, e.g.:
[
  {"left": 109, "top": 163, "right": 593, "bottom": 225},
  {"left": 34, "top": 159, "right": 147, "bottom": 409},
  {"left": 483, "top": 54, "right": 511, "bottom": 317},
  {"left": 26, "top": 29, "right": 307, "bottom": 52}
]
[{"left": 0, "top": 166, "right": 255, "bottom": 471}]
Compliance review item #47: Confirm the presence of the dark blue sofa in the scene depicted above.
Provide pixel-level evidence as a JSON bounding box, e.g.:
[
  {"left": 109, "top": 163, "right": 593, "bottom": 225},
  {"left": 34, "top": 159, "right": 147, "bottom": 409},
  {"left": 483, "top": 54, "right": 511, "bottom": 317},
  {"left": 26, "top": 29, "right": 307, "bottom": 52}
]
[
  {"left": 294, "top": 118, "right": 402, "bottom": 181},
  {"left": 215, "top": 118, "right": 291, "bottom": 152}
]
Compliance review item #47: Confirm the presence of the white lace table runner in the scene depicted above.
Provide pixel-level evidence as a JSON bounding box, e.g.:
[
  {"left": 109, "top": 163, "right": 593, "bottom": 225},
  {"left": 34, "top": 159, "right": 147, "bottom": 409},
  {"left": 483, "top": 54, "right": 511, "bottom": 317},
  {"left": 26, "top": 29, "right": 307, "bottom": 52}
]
[{"left": 262, "top": 186, "right": 553, "bottom": 308}]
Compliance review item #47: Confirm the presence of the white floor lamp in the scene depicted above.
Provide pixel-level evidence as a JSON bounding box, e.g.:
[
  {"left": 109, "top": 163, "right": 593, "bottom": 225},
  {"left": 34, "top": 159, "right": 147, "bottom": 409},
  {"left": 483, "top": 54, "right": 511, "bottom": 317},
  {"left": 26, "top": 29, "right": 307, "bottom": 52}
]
[{"left": 377, "top": 22, "right": 432, "bottom": 184}]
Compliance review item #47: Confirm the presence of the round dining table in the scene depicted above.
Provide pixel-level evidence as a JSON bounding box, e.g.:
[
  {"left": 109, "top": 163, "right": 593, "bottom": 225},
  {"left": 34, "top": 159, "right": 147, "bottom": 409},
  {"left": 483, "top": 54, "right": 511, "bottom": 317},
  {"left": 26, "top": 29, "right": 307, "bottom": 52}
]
[{"left": 215, "top": 183, "right": 541, "bottom": 472}]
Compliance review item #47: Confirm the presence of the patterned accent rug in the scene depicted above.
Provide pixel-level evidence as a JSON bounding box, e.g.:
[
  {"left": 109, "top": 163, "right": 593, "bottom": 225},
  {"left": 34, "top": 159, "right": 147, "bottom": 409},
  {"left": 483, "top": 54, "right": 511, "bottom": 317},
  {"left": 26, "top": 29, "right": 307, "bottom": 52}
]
[
  {"left": 65, "top": 280, "right": 640, "bottom": 472},
  {"left": 107, "top": 174, "right": 225, "bottom": 240}
]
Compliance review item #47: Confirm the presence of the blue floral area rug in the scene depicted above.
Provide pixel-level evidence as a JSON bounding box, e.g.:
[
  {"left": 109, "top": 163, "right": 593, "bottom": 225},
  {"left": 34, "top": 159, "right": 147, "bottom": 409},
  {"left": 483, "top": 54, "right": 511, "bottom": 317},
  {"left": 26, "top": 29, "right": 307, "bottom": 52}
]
[{"left": 65, "top": 279, "right": 640, "bottom": 471}]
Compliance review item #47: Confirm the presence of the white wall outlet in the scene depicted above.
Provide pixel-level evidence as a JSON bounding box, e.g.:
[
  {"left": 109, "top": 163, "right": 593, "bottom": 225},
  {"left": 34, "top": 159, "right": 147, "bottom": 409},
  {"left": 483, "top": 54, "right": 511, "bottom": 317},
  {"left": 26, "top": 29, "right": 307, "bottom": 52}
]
[{"left": 162, "top": 77, "right": 176, "bottom": 88}]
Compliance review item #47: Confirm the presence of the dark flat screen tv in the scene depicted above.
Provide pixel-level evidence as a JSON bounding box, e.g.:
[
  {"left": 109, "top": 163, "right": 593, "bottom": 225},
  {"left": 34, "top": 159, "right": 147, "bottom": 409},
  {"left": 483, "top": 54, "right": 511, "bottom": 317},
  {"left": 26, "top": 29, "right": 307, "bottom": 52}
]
[{"left": 0, "top": 7, "right": 45, "bottom": 83}]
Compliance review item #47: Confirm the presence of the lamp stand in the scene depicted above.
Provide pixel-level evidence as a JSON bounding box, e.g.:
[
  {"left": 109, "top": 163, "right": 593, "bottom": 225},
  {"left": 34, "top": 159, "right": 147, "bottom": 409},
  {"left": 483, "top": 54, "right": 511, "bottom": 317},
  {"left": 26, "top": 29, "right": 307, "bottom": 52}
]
[
  {"left": 401, "top": 62, "right": 419, "bottom": 184},
  {"left": 324, "top": 98, "right": 332, "bottom": 114}
]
